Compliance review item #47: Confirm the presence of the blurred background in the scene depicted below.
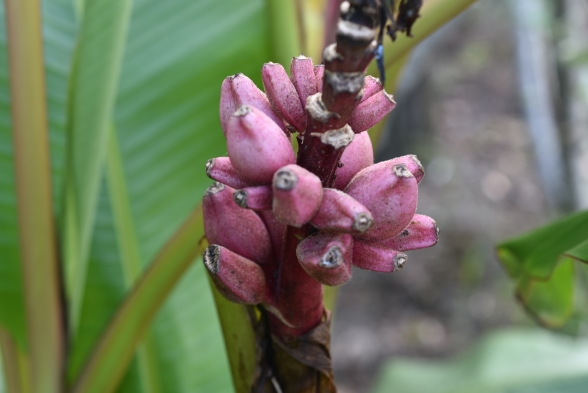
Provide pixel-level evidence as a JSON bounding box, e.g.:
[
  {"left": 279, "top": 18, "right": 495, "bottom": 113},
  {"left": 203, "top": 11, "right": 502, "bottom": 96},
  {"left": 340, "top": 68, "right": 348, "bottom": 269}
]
[{"left": 333, "top": 0, "right": 588, "bottom": 391}]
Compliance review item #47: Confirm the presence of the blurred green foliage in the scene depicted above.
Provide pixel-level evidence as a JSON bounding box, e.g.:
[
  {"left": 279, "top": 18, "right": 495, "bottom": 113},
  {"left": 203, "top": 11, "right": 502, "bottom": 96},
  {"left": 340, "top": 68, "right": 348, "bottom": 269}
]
[
  {"left": 496, "top": 210, "right": 588, "bottom": 328},
  {"left": 373, "top": 328, "right": 588, "bottom": 393},
  {"left": 0, "top": 0, "right": 285, "bottom": 391}
]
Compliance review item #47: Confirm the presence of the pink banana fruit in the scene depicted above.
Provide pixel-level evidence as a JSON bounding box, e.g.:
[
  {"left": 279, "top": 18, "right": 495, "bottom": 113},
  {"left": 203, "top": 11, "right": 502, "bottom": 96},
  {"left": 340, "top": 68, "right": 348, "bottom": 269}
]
[
  {"left": 383, "top": 214, "right": 439, "bottom": 251},
  {"left": 296, "top": 232, "right": 353, "bottom": 286},
  {"left": 348, "top": 90, "right": 396, "bottom": 133},
  {"left": 203, "top": 182, "right": 273, "bottom": 266},
  {"left": 333, "top": 131, "right": 374, "bottom": 190},
  {"left": 225, "top": 105, "right": 295, "bottom": 185},
  {"left": 314, "top": 64, "right": 325, "bottom": 93},
  {"left": 205, "top": 157, "right": 250, "bottom": 190},
  {"left": 352, "top": 239, "right": 407, "bottom": 273},
  {"left": 272, "top": 164, "right": 324, "bottom": 227},
  {"left": 290, "top": 55, "right": 318, "bottom": 112},
  {"left": 360, "top": 75, "right": 383, "bottom": 103},
  {"left": 310, "top": 188, "right": 373, "bottom": 234},
  {"left": 346, "top": 163, "right": 418, "bottom": 241},
  {"left": 204, "top": 245, "right": 271, "bottom": 304},
  {"left": 220, "top": 73, "right": 285, "bottom": 134},
  {"left": 262, "top": 62, "right": 306, "bottom": 132},
  {"left": 233, "top": 185, "right": 273, "bottom": 211}
]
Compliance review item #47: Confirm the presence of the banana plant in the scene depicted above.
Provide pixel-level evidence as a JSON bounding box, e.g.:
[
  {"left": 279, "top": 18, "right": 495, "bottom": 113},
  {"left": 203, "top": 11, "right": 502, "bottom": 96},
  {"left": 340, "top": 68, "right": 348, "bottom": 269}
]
[{"left": 0, "top": 0, "right": 475, "bottom": 392}]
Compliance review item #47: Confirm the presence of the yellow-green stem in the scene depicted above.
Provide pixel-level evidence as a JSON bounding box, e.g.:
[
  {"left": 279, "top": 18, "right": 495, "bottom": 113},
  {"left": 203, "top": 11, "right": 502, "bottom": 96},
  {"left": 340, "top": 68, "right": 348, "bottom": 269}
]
[
  {"left": 106, "top": 125, "right": 161, "bottom": 393},
  {"left": 71, "top": 207, "right": 204, "bottom": 393},
  {"left": 4, "top": 1, "right": 65, "bottom": 392},
  {"left": 0, "top": 327, "right": 30, "bottom": 393}
]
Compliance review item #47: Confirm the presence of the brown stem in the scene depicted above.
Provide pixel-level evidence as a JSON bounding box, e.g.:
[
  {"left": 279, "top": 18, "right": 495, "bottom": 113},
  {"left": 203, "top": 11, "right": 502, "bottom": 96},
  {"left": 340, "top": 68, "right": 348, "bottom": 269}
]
[{"left": 297, "top": 2, "right": 378, "bottom": 187}]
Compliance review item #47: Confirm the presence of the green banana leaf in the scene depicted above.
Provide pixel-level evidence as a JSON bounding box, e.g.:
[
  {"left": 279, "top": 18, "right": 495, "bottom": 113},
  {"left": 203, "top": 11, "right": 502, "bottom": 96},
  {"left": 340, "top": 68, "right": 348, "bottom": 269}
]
[
  {"left": 0, "top": 0, "right": 295, "bottom": 391},
  {"left": 496, "top": 210, "right": 588, "bottom": 328},
  {"left": 73, "top": 0, "right": 293, "bottom": 389},
  {"left": 372, "top": 328, "right": 588, "bottom": 393},
  {"left": 0, "top": 0, "right": 77, "bottom": 351},
  {"left": 497, "top": 210, "right": 588, "bottom": 279}
]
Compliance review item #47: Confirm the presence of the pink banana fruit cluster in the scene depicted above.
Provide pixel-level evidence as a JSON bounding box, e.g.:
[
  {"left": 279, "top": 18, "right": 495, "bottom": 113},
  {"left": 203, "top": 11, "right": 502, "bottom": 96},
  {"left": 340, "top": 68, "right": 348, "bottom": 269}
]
[{"left": 203, "top": 56, "right": 438, "bottom": 308}]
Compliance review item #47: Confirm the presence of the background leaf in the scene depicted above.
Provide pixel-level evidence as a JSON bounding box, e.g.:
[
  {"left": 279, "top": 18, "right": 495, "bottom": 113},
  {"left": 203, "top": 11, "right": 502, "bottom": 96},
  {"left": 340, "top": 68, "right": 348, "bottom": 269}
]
[
  {"left": 496, "top": 210, "right": 588, "bottom": 328},
  {"left": 2, "top": 0, "right": 293, "bottom": 391},
  {"left": 372, "top": 329, "right": 588, "bottom": 393},
  {"left": 516, "top": 258, "right": 575, "bottom": 328},
  {"left": 565, "top": 238, "right": 588, "bottom": 263},
  {"left": 61, "top": 0, "right": 133, "bottom": 334},
  {"left": 67, "top": 0, "right": 289, "bottom": 391},
  {"left": 0, "top": 0, "right": 76, "bottom": 351},
  {"left": 496, "top": 209, "right": 588, "bottom": 279}
]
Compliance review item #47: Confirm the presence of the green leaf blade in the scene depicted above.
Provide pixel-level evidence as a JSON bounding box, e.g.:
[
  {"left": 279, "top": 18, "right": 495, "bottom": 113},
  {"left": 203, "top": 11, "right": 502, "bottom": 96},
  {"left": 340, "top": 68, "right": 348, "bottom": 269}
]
[
  {"left": 62, "top": 0, "right": 133, "bottom": 333},
  {"left": 0, "top": 0, "right": 76, "bottom": 355},
  {"left": 516, "top": 258, "right": 575, "bottom": 328},
  {"left": 496, "top": 210, "right": 588, "bottom": 328},
  {"left": 0, "top": 1, "right": 27, "bottom": 353},
  {"left": 496, "top": 210, "right": 588, "bottom": 279},
  {"left": 564, "top": 238, "right": 588, "bottom": 264},
  {"left": 71, "top": 207, "right": 222, "bottom": 393},
  {"left": 65, "top": 0, "right": 277, "bottom": 391},
  {"left": 107, "top": 124, "right": 161, "bottom": 393}
]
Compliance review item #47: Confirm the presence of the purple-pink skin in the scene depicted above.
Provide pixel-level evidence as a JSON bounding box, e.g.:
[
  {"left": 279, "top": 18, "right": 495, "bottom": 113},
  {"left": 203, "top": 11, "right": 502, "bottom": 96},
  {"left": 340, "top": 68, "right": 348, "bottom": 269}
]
[
  {"left": 272, "top": 164, "right": 324, "bottom": 227},
  {"left": 204, "top": 245, "right": 271, "bottom": 304},
  {"left": 352, "top": 239, "right": 408, "bottom": 273},
  {"left": 360, "top": 76, "right": 383, "bottom": 103},
  {"left": 220, "top": 73, "right": 286, "bottom": 135},
  {"left": 346, "top": 163, "right": 418, "bottom": 241},
  {"left": 314, "top": 64, "right": 324, "bottom": 93},
  {"left": 310, "top": 188, "right": 373, "bottom": 234},
  {"left": 206, "top": 157, "right": 250, "bottom": 190},
  {"left": 296, "top": 232, "right": 353, "bottom": 286},
  {"left": 290, "top": 56, "right": 318, "bottom": 113},
  {"left": 383, "top": 214, "right": 439, "bottom": 251},
  {"left": 347, "top": 90, "right": 396, "bottom": 133},
  {"left": 258, "top": 210, "right": 286, "bottom": 262},
  {"left": 333, "top": 131, "right": 374, "bottom": 190},
  {"left": 233, "top": 185, "right": 273, "bottom": 211},
  {"left": 388, "top": 154, "right": 425, "bottom": 184},
  {"left": 204, "top": 0, "right": 443, "bottom": 358},
  {"left": 262, "top": 62, "right": 306, "bottom": 132},
  {"left": 203, "top": 182, "right": 274, "bottom": 266},
  {"left": 226, "top": 105, "right": 295, "bottom": 185}
]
